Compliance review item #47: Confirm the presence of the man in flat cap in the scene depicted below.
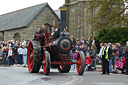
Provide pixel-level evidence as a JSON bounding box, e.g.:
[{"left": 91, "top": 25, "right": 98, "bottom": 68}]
[{"left": 101, "top": 40, "right": 111, "bottom": 75}]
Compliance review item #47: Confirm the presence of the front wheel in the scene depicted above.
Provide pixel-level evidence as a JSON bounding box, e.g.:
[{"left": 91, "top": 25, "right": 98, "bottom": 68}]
[
  {"left": 77, "top": 51, "right": 85, "bottom": 75},
  {"left": 43, "top": 51, "right": 51, "bottom": 75}
]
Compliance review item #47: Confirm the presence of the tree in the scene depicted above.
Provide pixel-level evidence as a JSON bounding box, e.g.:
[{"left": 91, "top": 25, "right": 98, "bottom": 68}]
[{"left": 88, "top": 0, "right": 128, "bottom": 32}]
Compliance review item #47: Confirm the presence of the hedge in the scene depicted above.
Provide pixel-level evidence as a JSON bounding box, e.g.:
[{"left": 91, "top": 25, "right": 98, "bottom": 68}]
[{"left": 95, "top": 27, "right": 128, "bottom": 45}]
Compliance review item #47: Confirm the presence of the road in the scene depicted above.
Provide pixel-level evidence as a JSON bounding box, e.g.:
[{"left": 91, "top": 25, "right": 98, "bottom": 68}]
[{"left": 0, "top": 66, "right": 128, "bottom": 85}]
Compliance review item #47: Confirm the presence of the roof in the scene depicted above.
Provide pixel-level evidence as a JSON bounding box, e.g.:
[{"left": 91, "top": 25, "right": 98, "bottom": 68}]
[
  {"left": 54, "top": 10, "right": 61, "bottom": 19},
  {"left": 0, "top": 3, "right": 60, "bottom": 31}
]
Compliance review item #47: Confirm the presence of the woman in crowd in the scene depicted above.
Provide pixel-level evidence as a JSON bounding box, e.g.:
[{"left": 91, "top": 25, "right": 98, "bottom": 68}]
[
  {"left": 86, "top": 46, "right": 91, "bottom": 56},
  {"left": 8, "top": 47, "right": 13, "bottom": 65},
  {"left": 112, "top": 44, "right": 119, "bottom": 72},
  {"left": 22, "top": 46, "right": 27, "bottom": 67}
]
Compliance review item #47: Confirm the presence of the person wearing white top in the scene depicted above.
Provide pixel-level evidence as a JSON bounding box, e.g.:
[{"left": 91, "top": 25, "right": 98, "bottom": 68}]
[
  {"left": 8, "top": 47, "right": 13, "bottom": 65},
  {"left": 22, "top": 40, "right": 26, "bottom": 47},
  {"left": 22, "top": 46, "right": 27, "bottom": 67}
]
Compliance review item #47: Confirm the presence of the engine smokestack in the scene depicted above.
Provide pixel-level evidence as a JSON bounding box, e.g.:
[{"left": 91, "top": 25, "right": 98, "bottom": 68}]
[{"left": 59, "top": 6, "right": 67, "bottom": 32}]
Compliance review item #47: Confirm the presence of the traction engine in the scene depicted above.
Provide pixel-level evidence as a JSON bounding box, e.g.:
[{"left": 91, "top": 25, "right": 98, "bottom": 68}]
[{"left": 27, "top": 6, "right": 85, "bottom": 75}]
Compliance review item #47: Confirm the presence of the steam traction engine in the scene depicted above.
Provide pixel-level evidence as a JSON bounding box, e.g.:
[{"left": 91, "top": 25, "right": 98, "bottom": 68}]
[
  {"left": 27, "top": 6, "right": 85, "bottom": 75},
  {"left": 27, "top": 31, "right": 85, "bottom": 75}
]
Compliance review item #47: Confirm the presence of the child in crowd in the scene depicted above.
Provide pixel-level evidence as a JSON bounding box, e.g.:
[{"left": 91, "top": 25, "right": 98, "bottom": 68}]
[
  {"left": 71, "top": 48, "right": 78, "bottom": 70},
  {"left": 85, "top": 53, "right": 91, "bottom": 71},
  {"left": 115, "top": 58, "right": 123, "bottom": 69},
  {"left": 114, "top": 58, "right": 124, "bottom": 74}
]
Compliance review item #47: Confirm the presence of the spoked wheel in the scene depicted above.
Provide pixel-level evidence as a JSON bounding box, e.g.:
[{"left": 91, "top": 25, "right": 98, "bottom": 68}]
[
  {"left": 77, "top": 51, "right": 85, "bottom": 75},
  {"left": 43, "top": 51, "right": 51, "bottom": 75},
  {"left": 27, "top": 41, "right": 41, "bottom": 73}
]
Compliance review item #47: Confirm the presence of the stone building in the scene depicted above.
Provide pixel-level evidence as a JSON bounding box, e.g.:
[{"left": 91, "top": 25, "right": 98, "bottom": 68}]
[
  {"left": 65, "top": 0, "right": 97, "bottom": 39},
  {"left": 0, "top": 3, "right": 60, "bottom": 41}
]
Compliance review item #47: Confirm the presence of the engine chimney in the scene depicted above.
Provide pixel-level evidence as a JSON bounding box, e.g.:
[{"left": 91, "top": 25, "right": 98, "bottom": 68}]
[{"left": 59, "top": 6, "right": 67, "bottom": 32}]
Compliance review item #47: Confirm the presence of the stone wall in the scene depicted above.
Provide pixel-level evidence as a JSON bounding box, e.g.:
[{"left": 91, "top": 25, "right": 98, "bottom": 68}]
[
  {"left": 66, "top": 0, "right": 96, "bottom": 39},
  {"left": 0, "top": 32, "right": 3, "bottom": 41},
  {"left": 3, "top": 28, "right": 26, "bottom": 41}
]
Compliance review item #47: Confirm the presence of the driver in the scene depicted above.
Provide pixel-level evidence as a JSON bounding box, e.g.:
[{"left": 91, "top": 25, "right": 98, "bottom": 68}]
[{"left": 39, "top": 24, "right": 47, "bottom": 46}]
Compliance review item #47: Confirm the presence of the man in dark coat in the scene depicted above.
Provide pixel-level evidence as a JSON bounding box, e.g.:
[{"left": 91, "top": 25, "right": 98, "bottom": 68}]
[
  {"left": 118, "top": 43, "right": 123, "bottom": 62},
  {"left": 101, "top": 41, "right": 111, "bottom": 75}
]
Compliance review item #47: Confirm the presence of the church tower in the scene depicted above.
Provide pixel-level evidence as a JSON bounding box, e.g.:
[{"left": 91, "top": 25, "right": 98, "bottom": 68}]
[{"left": 65, "top": 0, "right": 96, "bottom": 39}]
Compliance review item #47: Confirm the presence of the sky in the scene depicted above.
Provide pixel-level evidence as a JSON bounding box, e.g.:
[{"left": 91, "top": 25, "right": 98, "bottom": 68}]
[{"left": 0, "top": 0, "right": 65, "bottom": 15}]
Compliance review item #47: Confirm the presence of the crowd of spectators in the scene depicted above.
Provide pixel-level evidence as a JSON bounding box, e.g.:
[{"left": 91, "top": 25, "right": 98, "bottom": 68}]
[
  {"left": 70, "top": 36, "right": 97, "bottom": 71},
  {"left": 70, "top": 36, "right": 128, "bottom": 75},
  {"left": 0, "top": 40, "right": 28, "bottom": 67}
]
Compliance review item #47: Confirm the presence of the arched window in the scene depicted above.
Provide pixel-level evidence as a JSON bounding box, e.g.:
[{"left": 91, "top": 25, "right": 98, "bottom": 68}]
[{"left": 13, "top": 33, "right": 21, "bottom": 42}]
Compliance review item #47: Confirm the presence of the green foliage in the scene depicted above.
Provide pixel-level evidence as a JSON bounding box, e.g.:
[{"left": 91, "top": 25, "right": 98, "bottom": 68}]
[
  {"left": 88, "top": 0, "right": 128, "bottom": 32},
  {"left": 95, "top": 27, "right": 128, "bottom": 45}
]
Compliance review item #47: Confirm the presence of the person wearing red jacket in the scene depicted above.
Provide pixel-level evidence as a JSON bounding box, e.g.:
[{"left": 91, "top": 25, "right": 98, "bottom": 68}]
[{"left": 85, "top": 54, "right": 91, "bottom": 71}]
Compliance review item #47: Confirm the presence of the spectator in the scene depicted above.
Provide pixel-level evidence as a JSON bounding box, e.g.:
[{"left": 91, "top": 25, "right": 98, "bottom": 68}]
[
  {"left": 112, "top": 44, "right": 118, "bottom": 72},
  {"left": 99, "top": 43, "right": 104, "bottom": 58},
  {"left": 92, "top": 37, "right": 97, "bottom": 45},
  {"left": 22, "top": 39, "right": 26, "bottom": 47},
  {"left": 124, "top": 41, "right": 128, "bottom": 75},
  {"left": 85, "top": 53, "right": 91, "bottom": 71},
  {"left": 2, "top": 46, "right": 7, "bottom": 65},
  {"left": 118, "top": 43, "right": 123, "bottom": 62},
  {"left": 80, "top": 36, "right": 86, "bottom": 45},
  {"left": 13, "top": 46, "right": 19, "bottom": 64},
  {"left": 90, "top": 46, "right": 96, "bottom": 70},
  {"left": 70, "top": 36, "right": 76, "bottom": 45},
  {"left": 99, "top": 43, "right": 104, "bottom": 71},
  {"left": 22, "top": 46, "right": 27, "bottom": 67},
  {"left": 18, "top": 45, "right": 23, "bottom": 65},
  {"left": 71, "top": 49, "right": 78, "bottom": 70},
  {"left": 0, "top": 49, "right": 2, "bottom": 65},
  {"left": 79, "top": 44, "right": 86, "bottom": 56},
  {"left": 108, "top": 43, "right": 113, "bottom": 73},
  {"left": 8, "top": 47, "right": 13, "bottom": 65},
  {"left": 86, "top": 46, "right": 91, "bottom": 56},
  {"left": 87, "top": 36, "right": 92, "bottom": 48},
  {"left": 92, "top": 43, "right": 97, "bottom": 53}
]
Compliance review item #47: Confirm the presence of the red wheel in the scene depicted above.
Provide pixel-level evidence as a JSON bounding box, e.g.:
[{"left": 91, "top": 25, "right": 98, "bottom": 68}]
[
  {"left": 27, "top": 41, "right": 41, "bottom": 73},
  {"left": 77, "top": 51, "right": 85, "bottom": 75},
  {"left": 43, "top": 51, "right": 50, "bottom": 75}
]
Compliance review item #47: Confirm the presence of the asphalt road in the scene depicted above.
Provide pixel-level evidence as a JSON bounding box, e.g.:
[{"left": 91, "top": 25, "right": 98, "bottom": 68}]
[{"left": 0, "top": 66, "right": 128, "bottom": 85}]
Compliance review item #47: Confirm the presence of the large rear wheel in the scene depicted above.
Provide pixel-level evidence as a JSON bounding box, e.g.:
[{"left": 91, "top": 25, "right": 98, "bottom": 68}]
[
  {"left": 77, "top": 51, "right": 85, "bottom": 75},
  {"left": 27, "top": 41, "right": 41, "bottom": 73},
  {"left": 43, "top": 51, "right": 51, "bottom": 75}
]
